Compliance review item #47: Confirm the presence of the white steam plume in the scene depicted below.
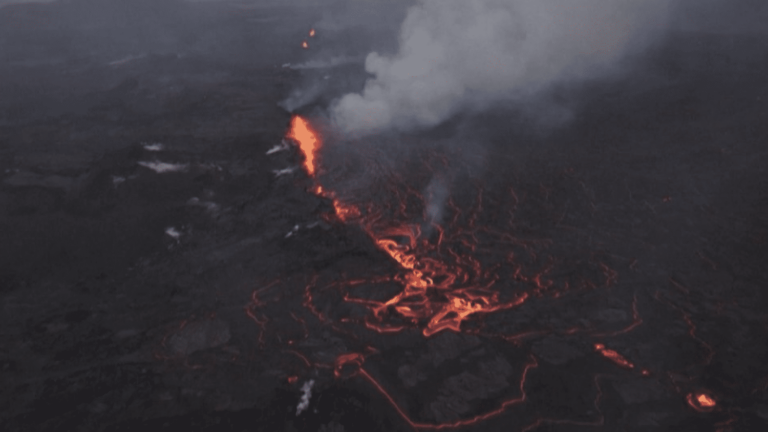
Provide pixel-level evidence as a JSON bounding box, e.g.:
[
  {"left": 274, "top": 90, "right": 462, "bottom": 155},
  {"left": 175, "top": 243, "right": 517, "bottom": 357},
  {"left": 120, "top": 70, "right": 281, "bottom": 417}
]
[
  {"left": 331, "top": 0, "right": 671, "bottom": 136},
  {"left": 295, "top": 379, "right": 315, "bottom": 416}
]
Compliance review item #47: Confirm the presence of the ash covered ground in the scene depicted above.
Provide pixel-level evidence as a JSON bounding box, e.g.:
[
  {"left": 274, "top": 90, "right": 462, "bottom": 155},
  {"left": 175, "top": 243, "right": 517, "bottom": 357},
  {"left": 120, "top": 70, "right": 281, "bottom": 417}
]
[{"left": 1, "top": 1, "right": 768, "bottom": 431}]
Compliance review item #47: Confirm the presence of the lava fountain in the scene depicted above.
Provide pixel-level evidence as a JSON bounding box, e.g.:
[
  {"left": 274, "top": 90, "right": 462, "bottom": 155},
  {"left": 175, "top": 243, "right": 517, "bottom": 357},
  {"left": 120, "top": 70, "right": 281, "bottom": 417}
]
[{"left": 287, "top": 115, "right": 320, "bottom": 176}]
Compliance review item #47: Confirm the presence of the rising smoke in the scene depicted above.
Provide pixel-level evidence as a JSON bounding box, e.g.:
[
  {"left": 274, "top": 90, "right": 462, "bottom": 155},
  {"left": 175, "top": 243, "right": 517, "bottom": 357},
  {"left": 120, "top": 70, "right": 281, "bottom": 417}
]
[{"left": 330, "top": 0, "right": 673, "bottom": 136}]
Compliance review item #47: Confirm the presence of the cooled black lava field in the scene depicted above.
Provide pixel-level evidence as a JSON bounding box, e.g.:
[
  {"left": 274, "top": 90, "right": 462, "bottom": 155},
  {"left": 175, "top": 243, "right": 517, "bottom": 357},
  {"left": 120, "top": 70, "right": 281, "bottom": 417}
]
[{"left": 1, "top": 1, "right": 768, "bottom": 431}]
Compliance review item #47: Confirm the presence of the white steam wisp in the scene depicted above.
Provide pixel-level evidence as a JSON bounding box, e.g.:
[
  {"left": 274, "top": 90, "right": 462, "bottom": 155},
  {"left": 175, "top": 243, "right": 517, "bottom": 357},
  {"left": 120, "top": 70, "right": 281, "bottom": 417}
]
[{"left": 331, "top": 0, "right": 671, "bottom": 136}]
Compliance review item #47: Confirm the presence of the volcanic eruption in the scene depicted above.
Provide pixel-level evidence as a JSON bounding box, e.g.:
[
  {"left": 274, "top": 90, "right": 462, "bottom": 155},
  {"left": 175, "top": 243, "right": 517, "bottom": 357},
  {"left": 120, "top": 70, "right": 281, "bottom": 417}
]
[
  {"left": 257, "top": 114, "right": 633, "bottom": 428},
  {"left": 3, "top": 0, "right": 767, "bottom": 431},
  {"left": 247, "top": 0, "right": 761, "bottom": 427}
]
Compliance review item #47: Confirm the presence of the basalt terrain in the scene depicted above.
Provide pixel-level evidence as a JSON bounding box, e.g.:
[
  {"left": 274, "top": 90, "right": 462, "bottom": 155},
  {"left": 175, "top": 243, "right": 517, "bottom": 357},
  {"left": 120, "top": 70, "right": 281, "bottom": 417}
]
[{"left": 1, "top": 1, "right": 768, "bottom": 431}]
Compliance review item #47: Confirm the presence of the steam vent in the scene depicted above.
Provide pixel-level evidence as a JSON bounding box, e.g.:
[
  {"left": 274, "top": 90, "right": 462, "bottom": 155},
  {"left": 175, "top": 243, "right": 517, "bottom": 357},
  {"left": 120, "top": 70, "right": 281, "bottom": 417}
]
[{"left": 1, "top": 1, "right": 767, "bottom": 431}]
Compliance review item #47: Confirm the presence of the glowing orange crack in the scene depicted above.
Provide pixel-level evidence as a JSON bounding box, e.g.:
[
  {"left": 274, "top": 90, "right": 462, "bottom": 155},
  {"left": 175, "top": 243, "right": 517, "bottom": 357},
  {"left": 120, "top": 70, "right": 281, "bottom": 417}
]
[{"left": 594, "top": 343, "right": 634, "bottom": 369}]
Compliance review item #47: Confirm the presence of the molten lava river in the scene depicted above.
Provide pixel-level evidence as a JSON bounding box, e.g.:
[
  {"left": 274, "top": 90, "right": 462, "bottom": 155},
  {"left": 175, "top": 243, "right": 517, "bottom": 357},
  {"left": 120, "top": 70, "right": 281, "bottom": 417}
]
[{"left": 243, "top": 115, "right": 744, "bottom": 431}]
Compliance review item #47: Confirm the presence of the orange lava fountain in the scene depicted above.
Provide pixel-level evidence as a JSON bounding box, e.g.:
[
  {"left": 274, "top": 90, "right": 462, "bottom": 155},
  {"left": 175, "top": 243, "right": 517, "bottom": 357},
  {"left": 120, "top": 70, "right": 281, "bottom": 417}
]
[{"left": 287, "top": 116, "right": 320, "bottom": 176}]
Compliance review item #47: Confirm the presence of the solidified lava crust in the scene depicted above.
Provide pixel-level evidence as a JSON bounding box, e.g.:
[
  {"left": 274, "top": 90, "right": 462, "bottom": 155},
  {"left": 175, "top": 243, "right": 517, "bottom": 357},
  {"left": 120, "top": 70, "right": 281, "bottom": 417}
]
[{"left": 0, "top": 2, "right": 767, "bottom": 432}]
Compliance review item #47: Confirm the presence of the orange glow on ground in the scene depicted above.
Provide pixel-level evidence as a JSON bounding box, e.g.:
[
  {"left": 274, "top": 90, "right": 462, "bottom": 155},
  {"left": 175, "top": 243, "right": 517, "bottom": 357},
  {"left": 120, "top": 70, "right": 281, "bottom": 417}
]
[
  {"left": 301, "top": 40, "right": 308, "bottom": 49},
  {"left": 284, "top": 116, "right": 616, "bottom": 338},
  {"left": 309, "top": 28, "right": 315, "bottom": 37},
  {"left": 594, "top": 343, "right": 635, "bottom": 369},
  {"left": 236, "top": 110, "right": 745, "bottom": 429},
  {"left": 287, "top": 116, "right": 320, "bottom": 176},
  {"left": 265, "top": 116, "right": 635, "bottom": 428},
  {"left": 337, "top": 216, "right": 532, "bottom": 337},
  {"left": 687, "top": 392, "right": 717, "bottom": 412},
  {"left": 334, "top": 352, "right": 364, "bottom": 379},
  {"left": 698, "top": 393, "right": 716, "bottom": 407},
  {"left": 331, "top": 199, "right": 360, "bottom": 222}
]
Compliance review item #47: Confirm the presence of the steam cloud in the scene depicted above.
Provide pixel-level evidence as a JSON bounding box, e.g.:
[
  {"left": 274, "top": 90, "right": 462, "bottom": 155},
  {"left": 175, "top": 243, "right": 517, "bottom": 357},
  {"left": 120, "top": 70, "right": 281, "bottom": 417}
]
[
  {"left": 331, "top": 0, "right": 672, "bottom": 136},
  {"left": 295, "top": 379, "right": 315, "bottom": 416}
]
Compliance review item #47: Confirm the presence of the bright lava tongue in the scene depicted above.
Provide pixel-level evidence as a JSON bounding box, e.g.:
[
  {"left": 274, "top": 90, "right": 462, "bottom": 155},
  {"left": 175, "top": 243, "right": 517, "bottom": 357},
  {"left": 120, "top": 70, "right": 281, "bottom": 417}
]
[{"left": 287, "top": 116, "right": 320, "bottom": 176}]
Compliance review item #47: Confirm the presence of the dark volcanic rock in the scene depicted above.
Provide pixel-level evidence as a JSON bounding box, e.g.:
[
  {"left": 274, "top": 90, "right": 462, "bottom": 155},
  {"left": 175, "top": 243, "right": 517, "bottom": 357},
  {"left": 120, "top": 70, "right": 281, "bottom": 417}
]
[
  {"left": 532, "top": 336, "right": 585, "bottom": 365},
  {"left": 428, "top": 356, "right": 514, "bottom": 422},
  {"left": 612, "top": 377, "right": 666, "bottom": 405},
  {"left": 426, "top": 331, "right": 482, "bottom": 366},
  {"left": 0, "top": 1, "right": 767, "bottom": 431},
  {"left": 397, "top": 364, "right": 427, "bottom": 388},
  {"left": 167, "top": 318, "right": 231, "bottom": 356}
]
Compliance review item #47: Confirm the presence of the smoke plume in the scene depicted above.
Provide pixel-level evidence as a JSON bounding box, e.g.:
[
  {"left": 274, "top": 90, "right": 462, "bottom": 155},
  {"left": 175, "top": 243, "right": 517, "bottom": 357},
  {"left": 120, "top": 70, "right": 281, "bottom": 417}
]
[{"left": 331, "top": 0, "right": 672, "bottom": 136}]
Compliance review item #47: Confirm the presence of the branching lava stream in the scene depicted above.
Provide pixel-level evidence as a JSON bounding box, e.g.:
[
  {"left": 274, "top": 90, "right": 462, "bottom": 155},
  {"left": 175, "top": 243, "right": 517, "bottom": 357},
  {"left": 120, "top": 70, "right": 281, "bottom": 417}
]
[{"left": 243, "top": 115, "right": 732, "bottom": 430}]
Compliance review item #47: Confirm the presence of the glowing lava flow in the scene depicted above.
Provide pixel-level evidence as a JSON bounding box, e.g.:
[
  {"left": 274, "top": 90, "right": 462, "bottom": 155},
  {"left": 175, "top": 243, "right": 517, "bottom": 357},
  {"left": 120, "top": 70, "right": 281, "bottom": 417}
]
[
  {"left": 686, "top": 392, "right": 717, "bottom": 412},
  {"left": 353, "top": 222, "right": 530, "bottom": 337},
  {"left": 594, "top": 343, "right": 634, "bottom": 369},
  {"left": 278, "top": 115, "right": 639, "bottom": 429},
  {"left": 287, "top": 115, "right": 533, "bottom": 337}
]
